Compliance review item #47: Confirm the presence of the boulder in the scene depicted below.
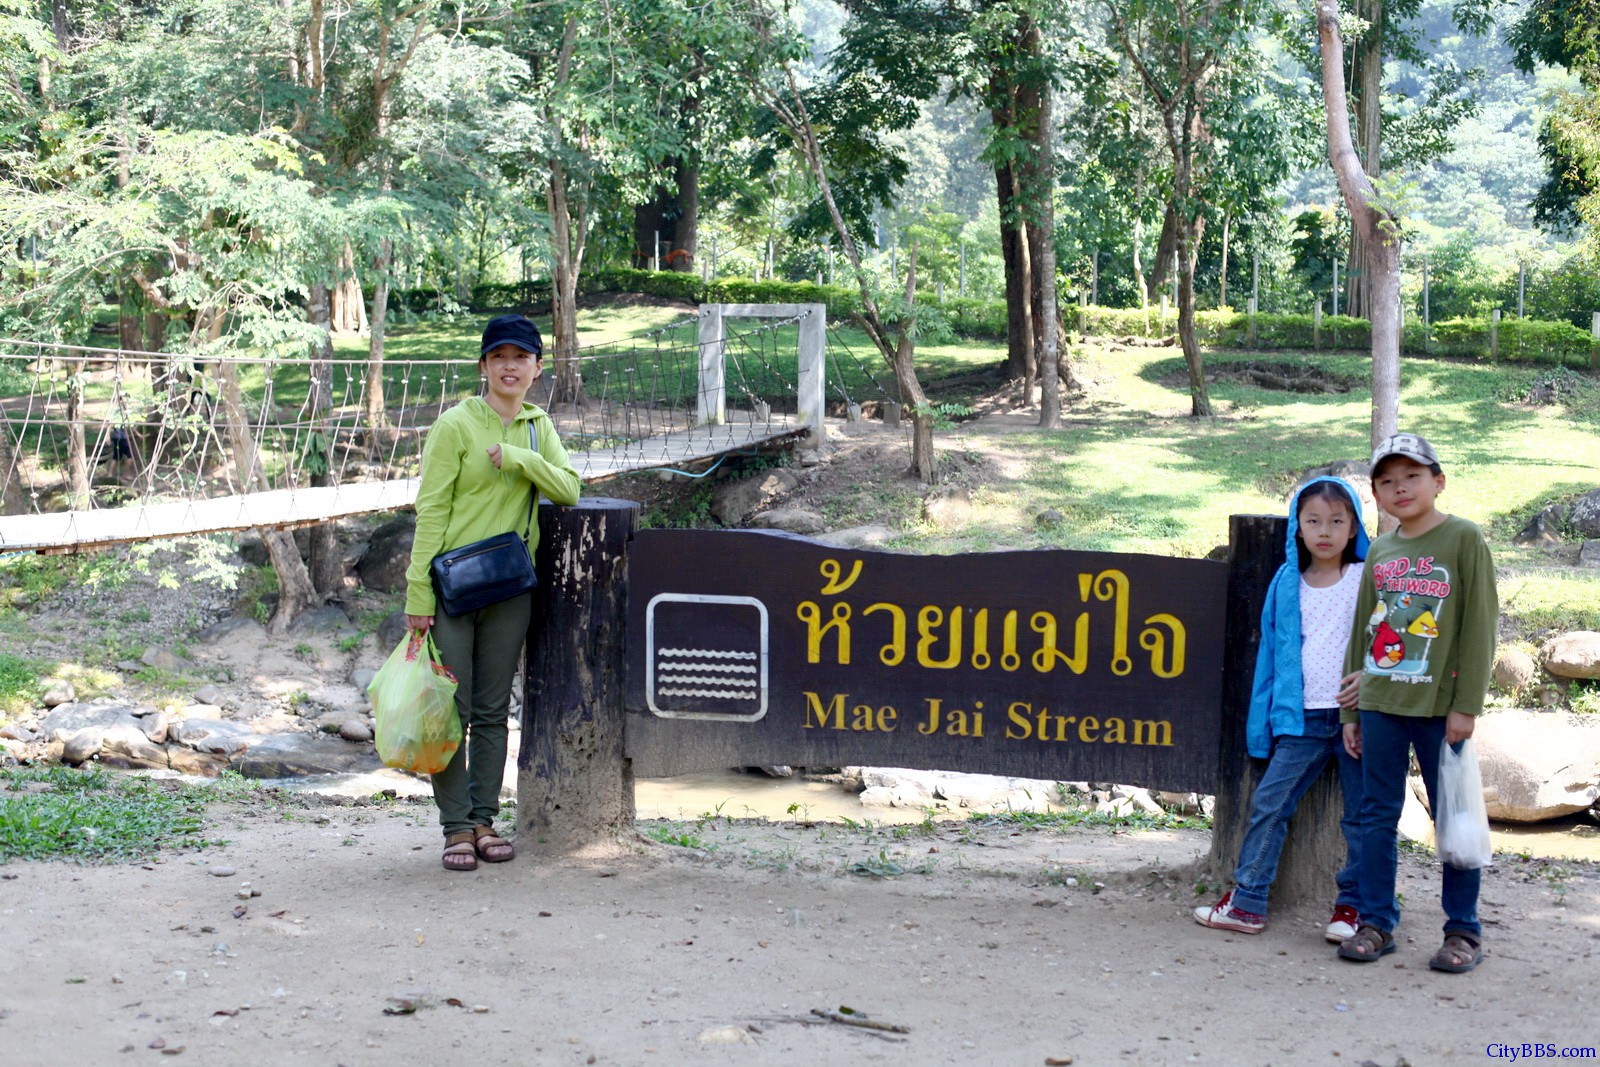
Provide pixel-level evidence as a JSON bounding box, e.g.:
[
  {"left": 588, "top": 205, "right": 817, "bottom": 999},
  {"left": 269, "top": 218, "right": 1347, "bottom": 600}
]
[
  {"left": 816, "top": 525, "right": 896, "bottom": 550},
  {"left": 1515, "top": 507, "right": 1567, "bottom": 546},
  {"left": 141, "top": 646, "right": 197, "bottom": 673},
  {"left": 139, "top": 711, "right": 170, "bottom": 745},
  {"left": 234, "top": 531, "right": 271, "bottom": 567},
  {"left": 1582, "top": 541, "right": 1600, "bottom": 569},
  {"left": 165, "top": 744, "right": 228, "bottom": 777},
  {"left": 98, "top": 724, "right": 170, "bottom": 770},
  {"left": 338, "top": 719, "right": 374, "bottom": 744},
  {"left": 41, "top": 681, "right": 75, "bottom": 708},
  {"left": 746, "top": 508, "right": 826, "bottom": 535},
  {"left": 376, "top": 612, "right": 411, "bottom": 653},
  {"left": 1476, "top": 710, "right": 1600, "bottom": 822},
  {"left": 172, "top": 718, "right": 264, "bottom": 757},
  {"left": 710, "top": 469, "right": 800, "bottom": 526},
  {"left": 1541, "top": 632, "right": 1600, "bottom": 680},
  {"left": 350, "top": 668, "right": 378, "bottom": 692},
  {"left": 1035, "top": 508, "right": 1065, "bottom": 530},
  {"left": 288, "top": 605, "right": 353, "bottom": 636},
  {"left": 193, "top": 684, "right": 226, "bottom": 706},
  {"left": 195, "top": 617, "right": 267, "bottom": 645},
  {"left": 230, "top": 734, "right": 384, "bottom": 778},
  {"left": 358, "top": 514, "right": 416, "bottom": 593},
  {"left": 1492, "top": 647, "right": 1539, "bottom": 693},
  {"left": 40, "top": 704, "right": 140, "bottom": 744},
  {"left": 62, "top": 728, "right": 103, "bottom": 764},
  {"left": 1566, "top": 488, "right": 1600, "bottom": 538}
]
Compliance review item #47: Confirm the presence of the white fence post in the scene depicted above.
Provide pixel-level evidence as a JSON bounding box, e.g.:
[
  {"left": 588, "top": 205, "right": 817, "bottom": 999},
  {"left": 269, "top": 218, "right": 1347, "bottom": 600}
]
[
  {"left": 696, "top": 305, "right": 726, "bottom": 427},
  {"left": 796, "top": 304, "right": 826, "bottom": 450}
]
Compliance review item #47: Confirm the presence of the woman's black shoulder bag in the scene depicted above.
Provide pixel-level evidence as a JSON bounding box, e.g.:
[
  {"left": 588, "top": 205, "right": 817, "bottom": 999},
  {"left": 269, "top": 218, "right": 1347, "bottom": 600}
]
[{"left": 429, "top": 419, "right": 541, "bottom": 617}]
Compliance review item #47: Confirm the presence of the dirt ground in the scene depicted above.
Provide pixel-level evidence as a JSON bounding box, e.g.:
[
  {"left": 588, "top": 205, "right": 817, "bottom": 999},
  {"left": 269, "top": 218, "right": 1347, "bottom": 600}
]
[{"left": 1, "top": 797, "right": 1595, "bottom": 1067}]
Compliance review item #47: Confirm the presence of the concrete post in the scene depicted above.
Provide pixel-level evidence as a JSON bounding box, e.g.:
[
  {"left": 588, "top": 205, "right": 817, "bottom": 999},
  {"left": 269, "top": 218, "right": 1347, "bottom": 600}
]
[{"left": 695, "top": 305, "right": 726, "bottom": 427}]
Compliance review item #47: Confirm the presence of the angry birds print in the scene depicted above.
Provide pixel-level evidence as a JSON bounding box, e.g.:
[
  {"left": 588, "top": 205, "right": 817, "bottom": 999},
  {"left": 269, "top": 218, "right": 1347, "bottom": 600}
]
[
  {"left": 1371, "top": 620, "right": 1405, "bottom": 668},
  {"left": 1406, "top": 610, "right": 1439, "bottom": 639}
]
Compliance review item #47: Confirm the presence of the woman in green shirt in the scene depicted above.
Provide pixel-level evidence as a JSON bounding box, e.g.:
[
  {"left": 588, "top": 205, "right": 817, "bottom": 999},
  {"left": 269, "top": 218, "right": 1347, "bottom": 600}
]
[{"left": 404, "top": 315, "right": 582, "bottom": 871}]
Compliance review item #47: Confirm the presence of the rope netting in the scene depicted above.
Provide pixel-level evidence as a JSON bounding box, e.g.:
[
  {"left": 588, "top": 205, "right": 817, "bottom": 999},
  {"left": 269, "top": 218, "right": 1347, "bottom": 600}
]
[{"left": 0, "top": 317, "right": 813, "bottom": 547}]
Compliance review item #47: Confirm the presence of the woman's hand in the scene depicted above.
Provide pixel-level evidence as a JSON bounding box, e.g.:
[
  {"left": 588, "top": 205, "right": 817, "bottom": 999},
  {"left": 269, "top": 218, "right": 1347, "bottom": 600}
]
[
  {"left": 486, "top": 444, "right": 502, "bottom": 469},
  {"left": 406, "top": 614, "right": 433, "bottom": 634}
]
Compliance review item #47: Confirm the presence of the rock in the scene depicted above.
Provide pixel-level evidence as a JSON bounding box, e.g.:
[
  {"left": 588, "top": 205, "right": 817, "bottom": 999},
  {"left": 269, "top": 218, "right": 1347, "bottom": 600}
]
[
  {"left": 1205, "top": 543, "right": 1230, "bottom": 561},
  {"left": 350, "top": 668, "right": 378, "bottom": 692},
  {"left": 209, "top": 866, "right": 236, "bottom": 877},
  {"left": 230, "top": 734, "right": 384, "bottom": 778},
  {"left": 287, "top": 606, "right": 352, "bottom": 635},
  {"left": 172, "top": 718, "right": 263, "bottom": 757},
  {"left": 141, "top": 646, "right": 197, "bottom": 673},
  {"left": 1566, "top": 488, "right": 1600, "bottom": 538},
  {"left": 797, "top": 449, "right": 825, "bottom": 467},
  {"left": 234, "top": 531, "right": 270, "bottom": 567},
  {"left": 195, "top": 618, "right": 267, "bottom": 645},
  {"left": 746, "top": 508, "right": 826, "bottom": 535},
  {"left": 710, "top": 469, "right": 798, "bottom": 525},
  {"left": 1515, "top": 506, "right": 1567, "bottom": 546},
  {"left": 193, "top": 685, "right": 225, "bottom": 707},
  {"left": 165, "top": 745, "right": 227, "bottom": 777},
  {"left": 1581, "top": 541, "right": 1600, "bottom": 568},
  {"left": 1476, "top": 710, "right": 1600, "bottom": 822},
  {"left": 752, "top": 765, "right": 792, "bottom": 777},
  {"left": 40, "top": 704, "right": 140, "bottom": 743},
  {"left": 62, "top": 728, "right": 103, "bottom": 764},
  {"left": 815, "top": 525, "right": 896, "bottom": 550},
  {"left": 376, "top": 612, "right": 411, "bottom": 653},
  {"left": 859, "top": 785, "right": 923, "bottom": 809},
  {"left": 0, "top": 724, "right": 35, "bottom": 742},
  {"left": 98, "top": 724, "right": 170, "bottom": 770},
  {"left": 1541, "top": 632, "right": 1600, "bottom": 680},
  {"left": 922, "top": 486, "right": 970, "bottom": 526},
  {"left": 115, "top": 660, "right": 144, "bottom": 673},
  {"left": 357, "top": 515, "right": 415, "bottom": 592},
  {"left": 1035, "top": 508, "right": 1065, "bottom": 530},
  {"left": 41, "top": 681, "right": 76, "bottom": 708},
  {"left": 139, "top": 712, "right": 171, "bottom": 745},
  {"left": 338, "top": 719, "right": 373, "bottom": 743},
  {"left": 309, "top": 684, "right": 370, "bottom": 718},
  {"left": 1493, "top": 648, "right": 1539, "bottom": 693}
]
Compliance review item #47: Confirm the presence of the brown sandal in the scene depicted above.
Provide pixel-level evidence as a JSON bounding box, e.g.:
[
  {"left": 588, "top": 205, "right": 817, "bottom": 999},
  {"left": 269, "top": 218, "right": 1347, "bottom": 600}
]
[
  {"left": 1336, "top": 924, "right": 1395, "bottom": 962},
  {"left": 473, "top": 825, "right": 514, "bottom": 863},
  {"left": 1429, "top": 932, "right": 1483, "bottom": 973},
  {"left": 442, "top": 830, "right": 477, "bottom": 872}
]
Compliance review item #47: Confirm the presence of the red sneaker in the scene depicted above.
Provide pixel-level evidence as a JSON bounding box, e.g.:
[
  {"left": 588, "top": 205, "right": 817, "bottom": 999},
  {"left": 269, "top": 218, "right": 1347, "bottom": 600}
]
[
  {"left": 1193, "top": 890, "right": 1266, "bottom": 934},
  {"left": 1325, "top": 904, "right": 1360, "bottom": 943}
]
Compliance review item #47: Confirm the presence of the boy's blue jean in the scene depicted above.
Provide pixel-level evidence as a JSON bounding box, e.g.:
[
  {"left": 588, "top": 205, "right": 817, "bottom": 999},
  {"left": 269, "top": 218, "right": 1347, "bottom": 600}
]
[
  {"left": 1232, "top": 706, "right": 1363, "bottom": 916},
  {"left": 1354, "top": 710, "right": 1481, "bottom": 939}
]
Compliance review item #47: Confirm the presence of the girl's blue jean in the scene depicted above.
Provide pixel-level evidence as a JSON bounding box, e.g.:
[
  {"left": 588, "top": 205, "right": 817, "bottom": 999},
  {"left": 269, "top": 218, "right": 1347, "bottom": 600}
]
[
  {"left": 1231, "top": 706, "right": 1363, "bottom": 917},
  {"left": 1354, "top": 710, "right": 1481, "bottom": 939}
]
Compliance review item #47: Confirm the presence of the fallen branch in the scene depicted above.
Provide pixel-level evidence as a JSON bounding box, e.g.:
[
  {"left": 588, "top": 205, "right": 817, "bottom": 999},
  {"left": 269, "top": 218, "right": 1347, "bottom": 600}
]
[{"left": 809, "top": 1008, "right": 911, "bottom": 1034}]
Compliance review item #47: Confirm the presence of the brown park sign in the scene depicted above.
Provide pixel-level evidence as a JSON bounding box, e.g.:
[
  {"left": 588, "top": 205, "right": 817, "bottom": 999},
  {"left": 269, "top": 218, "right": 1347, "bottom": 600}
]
[{"left": 624, "top": 530, "right": 1229, "bottom": 793}]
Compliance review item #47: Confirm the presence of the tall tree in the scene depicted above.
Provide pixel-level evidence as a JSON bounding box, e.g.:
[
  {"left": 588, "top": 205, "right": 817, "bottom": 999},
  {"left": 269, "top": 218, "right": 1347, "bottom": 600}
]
[
  {"left": 1511, "top": 0, "right": 1600, "bottom": 236},
  {"left": 1318, "top": 0, "right": 1400, "bottom": 447}
]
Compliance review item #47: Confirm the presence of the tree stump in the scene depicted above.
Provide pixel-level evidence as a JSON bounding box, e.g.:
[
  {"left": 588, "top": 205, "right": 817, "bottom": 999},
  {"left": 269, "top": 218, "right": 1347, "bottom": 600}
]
[
  {"left": 518, "top": 497, "right": 640, "bottom": 850},
  {"left": 1206, "top": 513, "right": 1345, "bottom": 910}
]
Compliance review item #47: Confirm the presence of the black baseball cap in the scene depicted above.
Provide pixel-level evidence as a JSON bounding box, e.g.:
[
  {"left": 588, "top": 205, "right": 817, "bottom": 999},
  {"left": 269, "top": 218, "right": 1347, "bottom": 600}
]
[{"left": 481, "top": 314, "right": 543, "bottom": 357}]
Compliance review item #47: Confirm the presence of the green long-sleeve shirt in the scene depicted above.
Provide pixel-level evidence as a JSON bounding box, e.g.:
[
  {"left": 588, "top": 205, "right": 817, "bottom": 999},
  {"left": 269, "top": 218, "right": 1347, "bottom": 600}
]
[
  {"left": 404, "top": 397, "right": 582, "bottom": 616},
  {"left": 1341, "top": 514, "right": 1498, "bottom": 722}
]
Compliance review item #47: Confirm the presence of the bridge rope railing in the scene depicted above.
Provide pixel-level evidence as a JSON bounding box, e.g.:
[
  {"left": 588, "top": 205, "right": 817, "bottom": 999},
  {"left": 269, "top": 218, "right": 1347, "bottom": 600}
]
[{"left": 0, "top": 316, "right": 813, "bottom": 546}]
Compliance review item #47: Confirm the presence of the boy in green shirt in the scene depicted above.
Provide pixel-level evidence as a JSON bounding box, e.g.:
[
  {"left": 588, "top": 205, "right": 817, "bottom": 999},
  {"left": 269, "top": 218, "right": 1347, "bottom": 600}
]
[{"left": 1335, "top": 433, "right": 1497, "bottom": 973}]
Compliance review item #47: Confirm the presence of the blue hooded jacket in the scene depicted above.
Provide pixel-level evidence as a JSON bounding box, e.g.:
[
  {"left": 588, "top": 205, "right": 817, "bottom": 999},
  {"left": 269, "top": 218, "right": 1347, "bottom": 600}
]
[{"left": 1245, "top": 475, "right": 1371, "bottom": 759}]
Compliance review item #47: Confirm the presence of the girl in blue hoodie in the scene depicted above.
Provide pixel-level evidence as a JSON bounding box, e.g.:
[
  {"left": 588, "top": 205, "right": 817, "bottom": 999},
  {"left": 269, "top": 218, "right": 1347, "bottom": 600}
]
[{"left": 1195, "top": 476, "right": 1370, "bottom": 940}]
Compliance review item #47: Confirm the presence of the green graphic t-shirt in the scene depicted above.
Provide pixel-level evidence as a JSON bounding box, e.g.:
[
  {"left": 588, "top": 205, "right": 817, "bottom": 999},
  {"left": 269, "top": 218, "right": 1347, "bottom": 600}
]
[{"left": 1341, "top": 515, "right": 1498, "bottom": 722}]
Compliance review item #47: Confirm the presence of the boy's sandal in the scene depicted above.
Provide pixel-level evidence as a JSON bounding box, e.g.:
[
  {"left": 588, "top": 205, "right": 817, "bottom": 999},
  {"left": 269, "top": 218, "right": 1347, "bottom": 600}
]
[
  {"left": 1428, "top": 932, "right": 1483, "bottom": 974},
  {"left": 1336, "top": 924, "right": 1396, "bottom": 962},
  {"left": 473, "top": 825, "right": 514, "bottom": 863},
  {"left": 442, "top": 831, "right": 478, "bottom": 872}
]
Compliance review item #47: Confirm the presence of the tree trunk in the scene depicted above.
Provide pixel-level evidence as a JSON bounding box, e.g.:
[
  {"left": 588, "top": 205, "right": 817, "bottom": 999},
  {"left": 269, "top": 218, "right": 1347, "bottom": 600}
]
[
  {"left": 1219, "top": 213, "right": 1231, "bottom": 309},
  {"left": 216, "top": 360, "right": 317, "bottom": 632},
  {"left": 1318, "top": 0, "right": 1401, "bottom": 447},
  {"left": 519, "top": 498, "right": 640, "bottom": 851},
  {"left": 1031, "top": 70, "right": 1061, "bottom": 429},
  {"left": 364, "top": 237, "right": 393, "bottom": 439},
  {"left": 675, "top": 158, "right": 699, "bottom": 273},
  {"left": 1176, "top": 212, "right": 1212, "bottom": 417},
  {"left": 1132, "top": 216, "right": 1149, "bottom": 309},
  {"left": 1344, "top": 0, "right": 1383, "bottom": 320},
  {"left": 306, "top": 284, "right": 342, "bottom": 598},
  {"left": 547, "top": 161, "right": 585, "bottom": 404},
  {"left": 632, "top": 177, "right": 675, "bottom": 270},
  {"left": 1148, "top": 203, "right": 1179, "bottom": 296},
  {"left": 65, "top": 354, "right": 90, "bottom": 508},
  {"left": 996, "top": 167, "right": 1036, "bottom": 383},
  {"left": 330, "top": 244, "right": 368, "bottom": 335}
]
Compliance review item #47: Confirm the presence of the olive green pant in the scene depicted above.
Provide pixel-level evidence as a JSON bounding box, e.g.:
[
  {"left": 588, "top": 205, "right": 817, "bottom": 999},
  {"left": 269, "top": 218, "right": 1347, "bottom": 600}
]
[{"left": 428, "top": 592, "right": 532, "bottom": 839}]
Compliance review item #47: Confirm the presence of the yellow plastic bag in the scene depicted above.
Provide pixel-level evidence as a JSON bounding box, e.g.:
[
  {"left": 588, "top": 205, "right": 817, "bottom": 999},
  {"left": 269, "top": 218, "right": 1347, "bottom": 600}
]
[{"left": 369, "top": 631, "right": 460, "bottom": 775}]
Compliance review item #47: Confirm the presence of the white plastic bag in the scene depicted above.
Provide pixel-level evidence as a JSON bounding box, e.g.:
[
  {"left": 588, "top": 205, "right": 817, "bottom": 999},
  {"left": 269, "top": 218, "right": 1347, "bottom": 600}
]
[{"left": 1435, "top": 737, "right": 1492, "bottom": 869}]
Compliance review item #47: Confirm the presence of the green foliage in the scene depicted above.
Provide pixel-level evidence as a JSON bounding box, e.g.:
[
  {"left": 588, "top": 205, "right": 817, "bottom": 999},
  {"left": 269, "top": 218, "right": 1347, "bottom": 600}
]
[
  {"left": 0, "top": 767, "right": 214, "bottom": 864},
  {"left": 644, "top": 825, "right": 707, "bottom": 849},
  {"left": 0, "top": 653, "right": 39, "bottom": 718}
]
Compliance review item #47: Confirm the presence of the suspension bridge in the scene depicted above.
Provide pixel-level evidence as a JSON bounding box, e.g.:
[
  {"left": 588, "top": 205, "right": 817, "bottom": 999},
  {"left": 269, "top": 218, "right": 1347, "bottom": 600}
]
[{"left": 0, "top": 303, "right": 894, "bottom": 555}]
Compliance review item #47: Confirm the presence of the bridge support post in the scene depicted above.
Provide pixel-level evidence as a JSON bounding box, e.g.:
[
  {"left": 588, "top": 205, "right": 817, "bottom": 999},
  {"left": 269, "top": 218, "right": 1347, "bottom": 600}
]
[
  {"left": 517, "top": 498, "right": 640, "bottom": 851},
  {"left": 1206, "top": 513, "right": 1345, "bottom": 909},
  {"left": 695, "top": 306, "right": 726, "bottom": 427},
  {"left": 796, "top": 305, "right": 826, "bottom": 449}
]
